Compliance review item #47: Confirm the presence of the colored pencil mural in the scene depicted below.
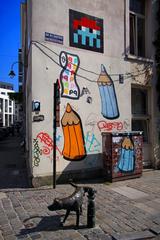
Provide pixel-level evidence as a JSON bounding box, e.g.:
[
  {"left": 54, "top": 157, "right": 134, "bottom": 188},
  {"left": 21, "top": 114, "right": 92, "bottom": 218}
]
[
  {"left": 117, "top": 136, "right": 135, "bottom": 172},
  {"left": 61, "top": 103, "right": 86, "bottom": 161},
  {"left": 59, "top": 51, "right": 80, "bottom": 99},
  {"left": 97, "top": 64, "right": 119, "bottom": 119}
]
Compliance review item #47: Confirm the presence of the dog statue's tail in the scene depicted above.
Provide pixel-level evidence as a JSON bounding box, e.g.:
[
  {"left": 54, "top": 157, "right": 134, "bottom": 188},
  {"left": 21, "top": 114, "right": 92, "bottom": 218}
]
[{"left": 69, "top": 181, "right": 78, "bottom": 188}]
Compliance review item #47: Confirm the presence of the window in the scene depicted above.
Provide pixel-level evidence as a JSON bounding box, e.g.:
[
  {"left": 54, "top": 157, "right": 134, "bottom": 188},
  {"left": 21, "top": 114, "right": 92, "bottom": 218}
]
[
  {"left": 132, "top": 119, "right": 148, "bottom": 142},
  {"left": 9, "top": 115, "right": 12, "bottom": 126},
  {"left": 5, "top": 100, "right": 8, "bottom": 112},
  {"left": 5, "top": 114, "right": 8, "bottom": 126},
  {"left": 131, "top": 87, "right": 149, "bottom": 143},
  {"left": 131, "top": 88, "right": 148, "bottom": 115},
  {"left": 129, "top": 0, "right": 145, "bottom": 57},
  {"left": 0, "top": 98, "right": 3, "bottom": 112}
]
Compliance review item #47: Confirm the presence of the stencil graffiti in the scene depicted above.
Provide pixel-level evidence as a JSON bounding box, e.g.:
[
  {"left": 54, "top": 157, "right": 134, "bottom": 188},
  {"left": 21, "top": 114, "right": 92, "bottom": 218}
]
[
  {"left": 97, "top": 119, "right": 129, "bottom": 132},
  {"left": 59, "top": 51, "right": 80, "bottom": 99},
  {"left": 85, "top": 113, "right": 99, "bottom": 132},
  {"left": 61, "top": 103, "right": 86, "bottom": 161},
  {"left": 80, "top": 87, "right": 91, "bottom": 97},
  {"left": 85, "top": 132, "right": 101, "bottom": 153},
  {"left": 69, "top": 9, "right": 104, "bottom": 53},
  {"left": 97, "top": 65, "right": 119, "bottom": 119},
  {"left": 86, "top": 96, "right": 92, "bottom": 104},
  {"left": 33, "top": 138, "right": 42, "bottom": 167}
]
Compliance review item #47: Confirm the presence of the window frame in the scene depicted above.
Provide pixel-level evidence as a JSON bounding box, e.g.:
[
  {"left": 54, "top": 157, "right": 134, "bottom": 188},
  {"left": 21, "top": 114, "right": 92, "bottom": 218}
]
[
  {"left": 131, "top": 85, "right": 151, "bottom": 143},
  {"left": 125, "top": 0, "right": 153, "bottom": 62},
  {"left": 129, "top": 3, "right": 146, "bottom": 57}
]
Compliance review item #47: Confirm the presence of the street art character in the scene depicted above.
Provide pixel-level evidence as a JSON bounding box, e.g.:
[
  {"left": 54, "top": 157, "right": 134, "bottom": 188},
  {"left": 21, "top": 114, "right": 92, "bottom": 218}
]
[
  {"left": 97, "top": 64, "right": 119, "bottom": 119},
  {"left": 117, "top": 136, "right": 135, "bottom": 172},
  {"left": 69, "top": 9, "right": 104, "bottom": 53},
  {"left": 59, "top": 51, "right": 80, "bottom": 99},
  {"left": 61, "top": 103, "right": 86, "bottom": 160}
]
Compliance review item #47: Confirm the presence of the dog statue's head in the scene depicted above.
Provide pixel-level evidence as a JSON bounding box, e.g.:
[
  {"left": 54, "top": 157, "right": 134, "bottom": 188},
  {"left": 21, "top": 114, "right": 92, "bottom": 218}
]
[{"left": 48, "top": 198, "right": 62, "bottom": 211}]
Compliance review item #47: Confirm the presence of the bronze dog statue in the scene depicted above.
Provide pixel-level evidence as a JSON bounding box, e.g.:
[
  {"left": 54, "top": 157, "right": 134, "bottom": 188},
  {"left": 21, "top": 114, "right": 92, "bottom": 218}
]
[{"left": 48, "top": 182, "right": 90, "bottom": 227}]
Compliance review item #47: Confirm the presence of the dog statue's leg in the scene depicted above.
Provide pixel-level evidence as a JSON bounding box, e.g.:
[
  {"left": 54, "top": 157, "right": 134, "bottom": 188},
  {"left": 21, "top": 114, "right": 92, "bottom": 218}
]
[{"left": 63, "top": 209, "right": 70, "bottom": 223}]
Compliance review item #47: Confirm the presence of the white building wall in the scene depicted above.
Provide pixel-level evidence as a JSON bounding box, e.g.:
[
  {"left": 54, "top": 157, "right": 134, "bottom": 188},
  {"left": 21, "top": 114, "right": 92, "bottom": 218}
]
[
  {"left": 26, "top": 0, "right": 157, "bottom": 179},
  {"left": 0, "top": 88, "right": 15, "bottom": 127}
]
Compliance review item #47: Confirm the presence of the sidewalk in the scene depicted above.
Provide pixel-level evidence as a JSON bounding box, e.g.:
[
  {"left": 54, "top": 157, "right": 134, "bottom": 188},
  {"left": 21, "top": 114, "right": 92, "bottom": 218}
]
[
  {"left": 0, "top": 135, "right": 160, "bottom": 239},
  {"left": 0, "top": 134, "right": 29, "bottom": 189},
  {"left": 0, "top": 170, "right": 160, "bottom": 239}
]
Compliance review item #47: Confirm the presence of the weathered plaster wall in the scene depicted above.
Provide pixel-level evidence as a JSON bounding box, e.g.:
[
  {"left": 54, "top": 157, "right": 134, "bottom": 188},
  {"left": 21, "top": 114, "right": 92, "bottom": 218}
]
[{"left": 28, "top": 0, "right": 155, "bottom": 178}]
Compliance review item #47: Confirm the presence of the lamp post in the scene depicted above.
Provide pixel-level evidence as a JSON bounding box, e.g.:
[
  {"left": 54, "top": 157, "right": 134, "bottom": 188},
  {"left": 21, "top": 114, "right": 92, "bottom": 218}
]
[{"left": 8, "top": 61, "right": 25, "bottom": 79}]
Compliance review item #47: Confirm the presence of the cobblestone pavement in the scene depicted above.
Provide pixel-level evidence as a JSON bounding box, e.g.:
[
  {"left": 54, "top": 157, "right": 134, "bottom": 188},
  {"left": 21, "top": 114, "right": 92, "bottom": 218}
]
[
  {"left": 0, "top": 135, "right": 160, "bottom": 239},
  {"left": 0, "top": 135, "right": 28, "bottom": 189},
  {"left": 0, "top": 170, "right": 160, "bottom": 240}
]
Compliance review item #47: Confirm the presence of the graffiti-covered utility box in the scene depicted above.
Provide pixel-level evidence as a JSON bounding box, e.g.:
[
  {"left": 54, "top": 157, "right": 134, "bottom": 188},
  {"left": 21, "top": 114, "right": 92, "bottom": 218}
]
[{"left": 102, "top": 132, "right": 143, "bottom": 182}]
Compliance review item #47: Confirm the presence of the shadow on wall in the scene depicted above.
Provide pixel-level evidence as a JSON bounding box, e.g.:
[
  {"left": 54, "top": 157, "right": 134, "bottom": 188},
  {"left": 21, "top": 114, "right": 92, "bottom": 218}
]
[
  {"left": 56, "top": 153, "right": 104, "bottom": 184},
  {"left": 31, "top": 153, "right": 104, "bottom": 187}
]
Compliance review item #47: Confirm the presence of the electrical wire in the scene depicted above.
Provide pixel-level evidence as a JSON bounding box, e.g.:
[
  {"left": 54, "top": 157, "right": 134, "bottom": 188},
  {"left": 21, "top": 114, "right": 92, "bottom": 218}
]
[
  {"left": 32, "top": 40, "right": 153, "bottom": 77},
  {"left": 33, "top": 43, "right": 119, "bottom": 83},
  {"left": 32, "top": 41, "right": 153, "bottom": 84}
]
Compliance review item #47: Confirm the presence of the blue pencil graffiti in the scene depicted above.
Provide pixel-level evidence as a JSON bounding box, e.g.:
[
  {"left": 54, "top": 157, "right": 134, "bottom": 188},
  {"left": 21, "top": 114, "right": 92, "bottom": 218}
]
[
  {"left": 85, "top": 132, "right": 101, "bottom": 153},
  {"left": 97, "top": 64, "right": 119, "bottom": 119},
  {"left": 117, "top": 136, "right": 135, "bottom": 172}
]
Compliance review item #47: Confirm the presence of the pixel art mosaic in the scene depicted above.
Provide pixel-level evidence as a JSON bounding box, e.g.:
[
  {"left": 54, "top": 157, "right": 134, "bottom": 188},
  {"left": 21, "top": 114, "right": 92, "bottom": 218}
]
[{"left": 69, "top": 9, "right": 104, "bottom": 53}]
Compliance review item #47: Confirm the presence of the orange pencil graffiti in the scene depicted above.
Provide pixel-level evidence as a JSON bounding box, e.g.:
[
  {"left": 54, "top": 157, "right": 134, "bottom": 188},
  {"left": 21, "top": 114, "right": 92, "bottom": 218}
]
[{"left": 61, "top": 103, "right": 86, "bottom": 160}]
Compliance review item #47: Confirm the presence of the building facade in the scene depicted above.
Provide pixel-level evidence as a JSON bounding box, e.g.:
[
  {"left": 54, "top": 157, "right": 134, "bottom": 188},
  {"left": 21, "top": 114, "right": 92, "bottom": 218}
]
[
  {"left": 0, "top": 82, "right": 15, "bottom": 127},
  {"left": 21, "top": 0, "right": 160, "bottom": 185}
]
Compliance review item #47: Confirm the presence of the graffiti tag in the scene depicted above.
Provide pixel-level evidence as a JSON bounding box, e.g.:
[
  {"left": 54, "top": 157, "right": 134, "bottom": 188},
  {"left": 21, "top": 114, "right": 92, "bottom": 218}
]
[
  {"left": 33, "top": 132, "right": 62, "bottom": 167},
  {"left": 97, "top": 119, "right": 129, "bottom": 132},
  {"left": 37, "top": 132, "right": 62, "bottom": 156},
  {"left": 85, "top": 132, "right": 101, "bottom": 153},
  {"left": 33, "top": 138, "right": 42, "bottom": 167}
]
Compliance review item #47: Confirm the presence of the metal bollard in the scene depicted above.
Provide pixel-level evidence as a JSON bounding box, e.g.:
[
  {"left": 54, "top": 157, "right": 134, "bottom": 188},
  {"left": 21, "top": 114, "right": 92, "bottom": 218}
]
[{"left": 87, "top": 188, "right": 96, "bottom": 228}]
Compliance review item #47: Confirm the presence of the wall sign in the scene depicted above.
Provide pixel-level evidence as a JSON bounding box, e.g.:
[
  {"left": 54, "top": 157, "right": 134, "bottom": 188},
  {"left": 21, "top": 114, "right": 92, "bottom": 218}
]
[
  {"left": 45, "top": 32, "right": 63, "bottom": 45},
  {"left": 69, "top": 9, "right": 104, "bottom": 53},
  {"left": 33, "top": 115, "right": 44, "bottom": 122}
]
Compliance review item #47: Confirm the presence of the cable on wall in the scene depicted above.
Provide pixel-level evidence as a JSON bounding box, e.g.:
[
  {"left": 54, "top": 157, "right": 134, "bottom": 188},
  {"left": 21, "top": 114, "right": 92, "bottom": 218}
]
[{"left": 32, "top": 41, "right": 153, "bottom": 84}]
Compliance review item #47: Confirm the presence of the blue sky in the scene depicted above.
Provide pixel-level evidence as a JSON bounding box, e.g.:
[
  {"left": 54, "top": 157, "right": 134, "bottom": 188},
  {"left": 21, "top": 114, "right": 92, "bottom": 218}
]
[{"left": 0, "top": 0, "right": 22, "bottom": 91}]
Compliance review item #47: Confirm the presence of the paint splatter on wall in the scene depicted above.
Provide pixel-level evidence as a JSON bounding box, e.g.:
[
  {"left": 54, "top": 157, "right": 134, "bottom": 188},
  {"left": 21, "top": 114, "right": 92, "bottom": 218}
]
[
  {"left": 69, "top": 9, "right": 103, "bottom": 53},
  {"left": 61, "top": 103, "right": 86, "bottom": 160},
  {"left": 59, "top": 51, "right": 80, "bottom": 99},
  {"left": 97, "top": 64, "right": 119, "bottom": 119}
]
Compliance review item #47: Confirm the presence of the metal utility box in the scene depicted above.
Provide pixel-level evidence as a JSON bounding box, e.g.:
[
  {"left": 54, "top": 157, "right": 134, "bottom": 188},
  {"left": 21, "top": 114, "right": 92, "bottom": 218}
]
[{"left": 102, "top": 131, "right": 143, "bottom": 182}]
